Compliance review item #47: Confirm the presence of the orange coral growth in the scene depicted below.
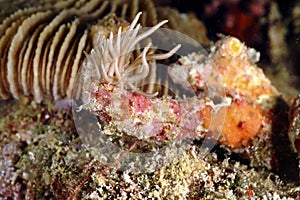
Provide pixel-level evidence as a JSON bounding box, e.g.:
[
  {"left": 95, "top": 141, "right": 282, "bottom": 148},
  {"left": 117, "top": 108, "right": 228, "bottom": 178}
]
[
  {"left": 201, "top": 100, "right": 263, "bottom": 148},
  {"left": 212, "top": 37, "right": 277, "bottom": 102},
  {"left": 226, "top": 37, "right": 243, "bottom": 56}
]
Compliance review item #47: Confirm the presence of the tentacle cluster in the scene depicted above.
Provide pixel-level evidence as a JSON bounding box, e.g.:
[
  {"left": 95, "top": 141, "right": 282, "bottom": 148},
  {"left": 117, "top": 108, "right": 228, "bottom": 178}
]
[
  {"left": 85, "top": 12, "right": 181, "bottom": 96},
  {"left": 0, "top": 0, "right": 208, "bottom": 103}
]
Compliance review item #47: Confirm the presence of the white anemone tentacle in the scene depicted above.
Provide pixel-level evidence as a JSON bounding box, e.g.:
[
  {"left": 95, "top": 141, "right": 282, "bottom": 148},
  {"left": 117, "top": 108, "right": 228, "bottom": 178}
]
[{"left": 85, "top": 12, "right": 181, "bottom": 96}]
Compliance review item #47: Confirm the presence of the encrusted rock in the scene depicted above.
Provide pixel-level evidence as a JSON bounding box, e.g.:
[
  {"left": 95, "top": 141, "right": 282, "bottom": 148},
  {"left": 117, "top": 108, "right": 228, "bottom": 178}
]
[{"left": 289, "top": 94, "right": 300, "bottom": 154}]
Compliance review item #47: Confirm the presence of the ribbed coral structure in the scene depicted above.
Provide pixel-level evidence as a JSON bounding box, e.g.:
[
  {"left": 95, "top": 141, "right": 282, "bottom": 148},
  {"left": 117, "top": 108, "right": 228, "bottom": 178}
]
[{"left": 0, "top": 0, "right": 209, "bottom": 103}]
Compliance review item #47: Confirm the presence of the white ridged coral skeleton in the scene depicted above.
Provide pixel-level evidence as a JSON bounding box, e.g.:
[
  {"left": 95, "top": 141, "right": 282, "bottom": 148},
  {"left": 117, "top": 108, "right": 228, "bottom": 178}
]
[{"left": 84, "top": 12, "right": 181, "bottom": 96}]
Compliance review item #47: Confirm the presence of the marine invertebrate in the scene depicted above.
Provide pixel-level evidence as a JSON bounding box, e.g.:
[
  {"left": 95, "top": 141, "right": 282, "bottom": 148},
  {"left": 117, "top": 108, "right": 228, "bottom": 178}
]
[
  {"left": 167, "top": 36, "right": 279, "bottom": 150},
  {"left": 0, "top": 0, "right": 209, "bottom": 103},
  {"left": 83, "top": 32, "right": 284, "bottom": 153},
  {"left": 1, "top": 0, "right": 109, "bottom": 102},
  {"left": 202, "top": 100, "right": 263, "bottom": 148},
  {"left": 210, "top": 36, "right": 278, "bottom": 104},
  {"left": 83, "top": 12, "right": 181, "bottom": 96},
  {"left": 2, "top": 2, "right": 300, "bottom": 199},
  {"left": 78, "top": 12, "right": 210, "bottom": 142},
  {"left": 81, "top": 34, "right": 277, "bottom": 150}
]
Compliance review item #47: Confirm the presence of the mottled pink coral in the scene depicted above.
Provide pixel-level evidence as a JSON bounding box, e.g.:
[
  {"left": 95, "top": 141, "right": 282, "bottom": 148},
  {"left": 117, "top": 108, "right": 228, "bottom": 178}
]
[
  {"left": 130, "top": 94, "right": 153, "bottom": 114},
  {"left": 168, "top": 99, "right": 183, "bottom": 124}
]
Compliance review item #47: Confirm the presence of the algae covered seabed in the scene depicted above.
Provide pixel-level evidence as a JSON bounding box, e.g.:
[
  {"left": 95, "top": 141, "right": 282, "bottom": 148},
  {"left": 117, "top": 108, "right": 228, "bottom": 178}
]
[
  {"left": 0, "top": 98, "right": 299, "bottom": 199},
  {"left": 1, "top": 0, "right": 300, "bottom": 199}
]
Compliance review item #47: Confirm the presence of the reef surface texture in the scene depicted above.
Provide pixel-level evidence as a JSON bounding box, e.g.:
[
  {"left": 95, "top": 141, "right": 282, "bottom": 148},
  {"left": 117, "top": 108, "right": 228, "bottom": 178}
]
[{"left": 0, "top": 0, "right": 300, "bottom": 199}]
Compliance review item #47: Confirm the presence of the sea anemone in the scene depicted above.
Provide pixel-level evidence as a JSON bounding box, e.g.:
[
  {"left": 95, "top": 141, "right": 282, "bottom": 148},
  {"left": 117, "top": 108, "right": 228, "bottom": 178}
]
[{"left": 83, "top": 12, "right": 181, "bottom": 96}]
